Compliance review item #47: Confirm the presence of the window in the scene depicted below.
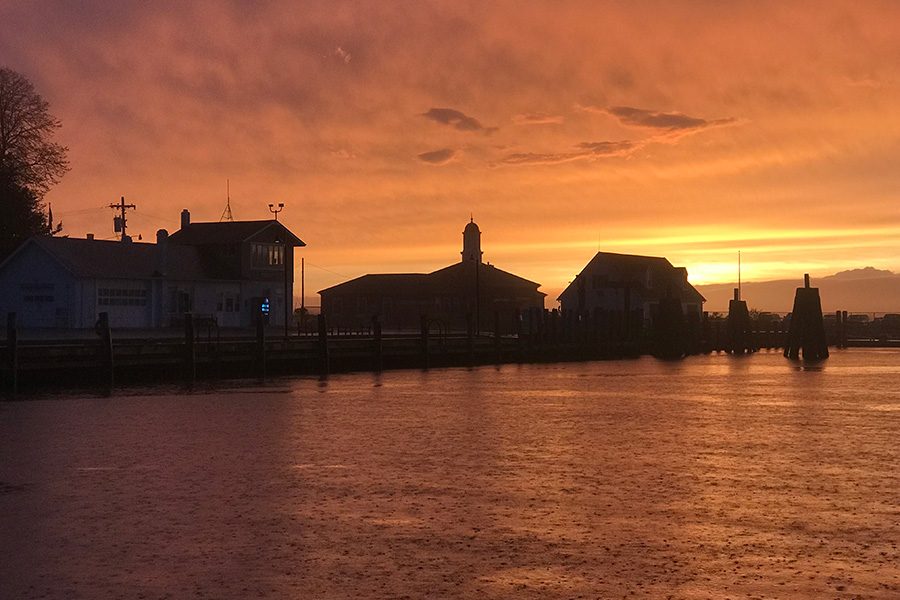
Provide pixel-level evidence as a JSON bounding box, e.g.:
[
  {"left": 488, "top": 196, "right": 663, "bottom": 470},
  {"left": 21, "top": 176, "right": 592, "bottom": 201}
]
[
  {"left": 216, "top": 292, "right": 240, "bottom": 313},
  {"left": 251, "top": 243, "right": 284, "bottom": 268},
  {"left": 98, "top": 287, "right": 148, "bottom": 307},
  {"left": 19, "top": 283, "right": 56, "bottom": 302},
  {"left": 21, "top": 283, "right": 54, "bottom": 303},
  {"left": 167, "top": 287, "right": 192, "bottom": 313}
]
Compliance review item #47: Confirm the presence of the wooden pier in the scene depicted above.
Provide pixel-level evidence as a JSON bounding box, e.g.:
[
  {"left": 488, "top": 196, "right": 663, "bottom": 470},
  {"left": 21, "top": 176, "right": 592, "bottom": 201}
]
[{"left": 2, "top": 305, "right": 898, "bottom": 395}]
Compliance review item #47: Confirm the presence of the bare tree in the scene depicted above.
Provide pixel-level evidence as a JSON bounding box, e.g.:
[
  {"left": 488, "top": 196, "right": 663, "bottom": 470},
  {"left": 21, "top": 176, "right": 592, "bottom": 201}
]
[
  {"left": 0, "top": 67, "right": 69, "bottom": 196},
  {"left": 0, "top": 68, "right": 68, "bottom": 258}
]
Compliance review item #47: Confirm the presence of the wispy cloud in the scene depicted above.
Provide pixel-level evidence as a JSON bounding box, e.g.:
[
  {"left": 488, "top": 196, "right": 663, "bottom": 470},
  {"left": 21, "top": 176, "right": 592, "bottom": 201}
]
[
  {"left": 497, "top": 140, "right": 638, "bottom": 166},
  {"left": 595, "top": 105, "right": 736, "bottom": 134},
  {"left": 499, "top": 151, "right": 588, "bottom": 166},
  {"left": 576, "top": 140, "right": 638, "bottom": 155},
  {"left": 512, "top": 112, "right": 565, "bottom": 125},
  {"left": 422, "top": 108, "right": 496, "bottom": 133},
  {"left": 418, "top": 148, "right": 457, "bottom": 164}
]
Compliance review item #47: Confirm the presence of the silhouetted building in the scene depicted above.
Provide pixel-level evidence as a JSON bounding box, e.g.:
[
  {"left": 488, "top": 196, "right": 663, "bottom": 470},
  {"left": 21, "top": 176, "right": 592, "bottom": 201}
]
[
  {"left": 319, "top": 219, "right": 545, "bottom": 332},
  {"left": 0, "top": 209, "right": 304, "bottom": 328},
  {"left": 558, "top": 252, "right": 704, "bottom": 331}
]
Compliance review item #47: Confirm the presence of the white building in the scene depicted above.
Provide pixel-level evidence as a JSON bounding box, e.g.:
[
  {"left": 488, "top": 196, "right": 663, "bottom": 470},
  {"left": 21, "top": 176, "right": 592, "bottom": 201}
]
[{"left": 0, "top": 210, "right": 304, "bottom": 329}]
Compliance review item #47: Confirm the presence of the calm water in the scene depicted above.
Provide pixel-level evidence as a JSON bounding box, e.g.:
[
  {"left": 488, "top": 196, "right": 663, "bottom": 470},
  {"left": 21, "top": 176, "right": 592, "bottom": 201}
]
[{"left": 2, "top": 349, "right": 899, "bottom": 599}]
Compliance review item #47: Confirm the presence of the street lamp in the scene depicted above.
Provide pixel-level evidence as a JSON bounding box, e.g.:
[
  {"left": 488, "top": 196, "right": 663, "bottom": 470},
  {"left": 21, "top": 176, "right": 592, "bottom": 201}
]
[{"left": 268, "top": 203, "right": 284, "bottom": 221}]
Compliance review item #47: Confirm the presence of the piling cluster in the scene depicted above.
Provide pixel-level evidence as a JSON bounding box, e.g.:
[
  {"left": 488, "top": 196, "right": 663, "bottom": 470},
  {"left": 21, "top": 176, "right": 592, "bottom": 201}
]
[{"left": 783, "top": 274, "right": 829, "bottom": 360}]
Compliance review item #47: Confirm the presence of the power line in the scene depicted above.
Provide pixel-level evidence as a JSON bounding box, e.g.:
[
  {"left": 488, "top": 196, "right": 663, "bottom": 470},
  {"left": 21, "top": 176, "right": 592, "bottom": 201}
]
[
  {"left": 304, "top": 261, "right": 350, "bottom": 279},
  {"left": 55, "top": 205, "right": 107, "bottom": 216},
  {"left": 128, "top": 211, "right": 173, "bottom": 225}
]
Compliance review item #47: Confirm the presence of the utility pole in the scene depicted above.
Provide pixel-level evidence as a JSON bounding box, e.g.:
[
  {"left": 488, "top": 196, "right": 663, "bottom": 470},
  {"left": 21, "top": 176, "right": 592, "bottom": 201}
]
[
  {"left": 269, "top": 202, "right": 288, "bottom": 336},
  {"left": 110, "top": 196, "right": 136, "bottom": 242}
]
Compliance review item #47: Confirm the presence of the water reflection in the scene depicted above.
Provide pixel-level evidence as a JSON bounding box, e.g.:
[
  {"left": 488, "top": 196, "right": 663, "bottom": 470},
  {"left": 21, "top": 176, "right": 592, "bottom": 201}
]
[{"left": 1, "top": 350, "right": 898, "bottom": 598}]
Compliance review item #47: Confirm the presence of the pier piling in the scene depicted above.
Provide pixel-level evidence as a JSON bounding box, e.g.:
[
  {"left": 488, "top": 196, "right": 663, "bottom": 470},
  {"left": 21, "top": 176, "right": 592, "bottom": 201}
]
[
  {"left": 494, "top": 311, "right": 501, "bottom": 363},
  {"left": 317, "top": 314, "right": 329, "bottom": 375},
  {"left": 653, "top": 292, "right": 686, "bottom": 359},
  {"left": 784, "top": 274, "right": 829, "bottom": 360},
  {"left": 726, "top": 288, "right": 754, "bottom": 354},
  {"left": 97, "top": 312, "right": 114, "bottom": 392},
  {"left": 372, "top": 316, "right": 383, "bottom": 372},
  {"left": 256, "top": 312, "right": 266, "bottom": 381},
  {"left": 420, "top": 314, "right": 429, "bottom": 369},
  {"left": 841, "top": 310, "right": 848, "bottom": 348},
  {"left": 466, "top": 313, "right": 475, "bottom": 366},
  {"left": 184, "top": 313, "right": 196, "bottom": 384},
  {"left": 6, "top": 312, "right": 17, "bottom": 397}
]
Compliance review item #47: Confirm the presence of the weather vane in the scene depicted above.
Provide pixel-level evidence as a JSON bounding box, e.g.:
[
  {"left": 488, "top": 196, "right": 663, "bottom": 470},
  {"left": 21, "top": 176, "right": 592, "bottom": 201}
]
[{"left": 268, "top": 202, "right": 284, "bottom": 221}]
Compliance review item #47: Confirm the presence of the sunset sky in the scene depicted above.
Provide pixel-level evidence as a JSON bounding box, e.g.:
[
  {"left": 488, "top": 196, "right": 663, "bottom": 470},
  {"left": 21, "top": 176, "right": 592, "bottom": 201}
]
[{"left": 3, "top": 1, "right": 899, "bottom": 305}]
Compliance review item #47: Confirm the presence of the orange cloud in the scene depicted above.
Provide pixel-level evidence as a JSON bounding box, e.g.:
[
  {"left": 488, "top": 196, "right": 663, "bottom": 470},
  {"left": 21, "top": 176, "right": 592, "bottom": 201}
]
[{"left": 1, "top": 0, "right": 898, "bottom": 306}]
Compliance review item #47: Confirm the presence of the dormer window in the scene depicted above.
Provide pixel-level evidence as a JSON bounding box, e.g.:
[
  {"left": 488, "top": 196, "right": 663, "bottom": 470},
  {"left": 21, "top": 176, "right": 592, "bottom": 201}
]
[{"left": 252, "top": 243, "right": 284, "bottom": 268}]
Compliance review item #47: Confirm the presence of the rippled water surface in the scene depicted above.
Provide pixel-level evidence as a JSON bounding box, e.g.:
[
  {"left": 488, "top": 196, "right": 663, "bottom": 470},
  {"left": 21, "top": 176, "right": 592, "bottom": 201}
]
[{"left": 2, "top": 349, "right": 899, "bottom": 598}]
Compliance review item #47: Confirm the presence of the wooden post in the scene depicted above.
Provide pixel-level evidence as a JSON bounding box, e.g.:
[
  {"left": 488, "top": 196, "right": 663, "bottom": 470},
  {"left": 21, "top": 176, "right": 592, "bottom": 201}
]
[
  {"left": 6, "top": 313, "right": 17, "bottom": 397},
  {"left": 256, "top": 311, "right": 266, "bottom": 381},
  {"left": 623, "top": 286, "right": 632, "bottom": 342},
  {"left": 841, "top": 310, "right": 848, "bottom": 348},
  {"left": 525, "top": 308, "right": 533, "bottom": 350},
  {"left": 466, "top": 312, "right": 475, "bottom": 366},
  {"left": 653, "top": 293, "right": 686, "bottom": 359},
  {"left": 317, "top": 313, "right": 329, "bottom": 375},
  {"left": 420, "top": 314, "right": 429, "bottom": 369},
  {"left": 834, "top": 310, "right": 842, "bottom": 349},
  {"left": 550, "top": 309, "right": 559, "bottom": 346},
  {"left": 97, "top": 312, "right": 114, "bottom": 392},
  {"left": 514, "top": 309, "right": 523, "bottom": 362},
  {"left": 372, "top": 315, "right": 383, "bottom": 372},
  {"left": 184, "top": 312, "right": 196, "bottom": 384}
]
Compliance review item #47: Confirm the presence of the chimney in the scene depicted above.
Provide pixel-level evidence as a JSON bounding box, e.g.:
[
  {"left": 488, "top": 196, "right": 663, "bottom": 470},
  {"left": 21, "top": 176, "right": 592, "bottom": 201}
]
[
  {"left": 156, "top": 229, "right": 169, "bottom": 276},
  {"left": 180, "top": 209, "right": 191, "bottom": 230},
  {"left": 86, "top": 233, "right": 94, "bottom": 240}
]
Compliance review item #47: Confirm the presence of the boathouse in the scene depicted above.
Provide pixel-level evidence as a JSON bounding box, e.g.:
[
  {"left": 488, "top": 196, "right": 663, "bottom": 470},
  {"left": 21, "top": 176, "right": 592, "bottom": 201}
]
[
  {"left": 0, "top": 209, "right": 305, "bottom": 329},
  {"left": 319, "top": 219, "right": 545, "bottom": 332},
  {"left": 558, "top": 251, "right": 705, "bottom": 330}
]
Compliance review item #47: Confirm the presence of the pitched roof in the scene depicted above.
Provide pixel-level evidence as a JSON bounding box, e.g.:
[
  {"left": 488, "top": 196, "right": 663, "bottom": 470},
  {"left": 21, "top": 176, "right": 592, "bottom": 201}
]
[
  {"left": 169, "top": 220, "right": 305, "bottom": 246},
  {"left": 20, "top": 236, "right": 210, "bottom": 280},
  {"left": 559, "top": 251, "right": 705, "bottom": 302},
  {"left": 319, "top": 261, "right": 544, "bottom": 296},
  {"left": 429, "top": 261, "right": 544, "bottom": 294},
  {"left": 318, "top": 274, "right": 430, "bottom": 295}
]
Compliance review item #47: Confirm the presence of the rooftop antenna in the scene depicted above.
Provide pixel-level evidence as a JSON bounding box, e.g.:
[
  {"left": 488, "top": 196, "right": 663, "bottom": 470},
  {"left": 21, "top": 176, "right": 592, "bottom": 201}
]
[
  {"left": 220, "top": 179, "right": 234, "bottom": 222},
  {"left": 109, "top": 195, "right": 136, "bottom": 242},
  {"left": 738, "top": 250, "right": 742, "bottom": 300}
]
